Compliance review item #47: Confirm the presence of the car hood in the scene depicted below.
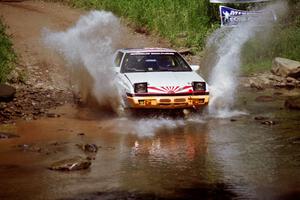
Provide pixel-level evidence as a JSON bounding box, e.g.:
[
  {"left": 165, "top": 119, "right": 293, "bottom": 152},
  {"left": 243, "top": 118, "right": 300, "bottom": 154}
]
[{"left": 124, "top": 71, "right": 206, "bottom": 87}]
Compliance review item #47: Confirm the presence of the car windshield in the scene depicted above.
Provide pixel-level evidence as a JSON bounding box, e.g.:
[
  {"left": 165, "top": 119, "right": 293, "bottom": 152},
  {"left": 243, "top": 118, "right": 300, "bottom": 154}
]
[{"left": 121, "top": 52, "right": 192, "bottom": 73}]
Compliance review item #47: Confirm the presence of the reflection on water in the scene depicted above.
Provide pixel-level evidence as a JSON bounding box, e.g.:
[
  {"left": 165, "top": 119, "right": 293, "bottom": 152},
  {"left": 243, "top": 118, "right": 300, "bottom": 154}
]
[{"left": 0, "top": 89, "right": 300, "bottom": 199}]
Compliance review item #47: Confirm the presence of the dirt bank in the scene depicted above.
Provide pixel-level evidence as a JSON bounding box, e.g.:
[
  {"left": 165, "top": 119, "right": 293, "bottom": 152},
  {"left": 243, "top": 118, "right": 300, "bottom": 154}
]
[
  {"left": 0, "top": 0, "right": 82, "bottom": 122},
  {"left": 0, "top": 0, "right": 168, "bottom": 123}
]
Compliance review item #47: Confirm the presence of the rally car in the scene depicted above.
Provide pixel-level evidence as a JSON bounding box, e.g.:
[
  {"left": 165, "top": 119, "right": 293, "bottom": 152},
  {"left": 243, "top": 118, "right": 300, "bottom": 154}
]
[{"left": 114, "top": 48, "right": 209, "bottom": 110}]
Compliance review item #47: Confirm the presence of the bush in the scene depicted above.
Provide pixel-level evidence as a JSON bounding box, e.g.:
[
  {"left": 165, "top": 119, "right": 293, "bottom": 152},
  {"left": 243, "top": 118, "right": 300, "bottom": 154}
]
[
  {"left": 0, "top": 19, "right": 16, "bottom": 83},
  {"left": 241, "top": 2, "right": 300, "bottom": 74}
]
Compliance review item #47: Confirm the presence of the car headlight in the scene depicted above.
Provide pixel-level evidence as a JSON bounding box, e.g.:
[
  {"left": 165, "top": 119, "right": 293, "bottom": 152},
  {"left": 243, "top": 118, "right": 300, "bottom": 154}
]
[
  {"left": 134, "top": 82, "right": 148, "bottom": 93},
  {"left": 192, "top": 81, "right": 206, "bottom": 91}
]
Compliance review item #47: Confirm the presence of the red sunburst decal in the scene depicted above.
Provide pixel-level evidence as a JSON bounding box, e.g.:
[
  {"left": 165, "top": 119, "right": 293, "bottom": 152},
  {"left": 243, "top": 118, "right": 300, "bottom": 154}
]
[{"left": 148, "top": 86, "right": 192, "bottom": 94}]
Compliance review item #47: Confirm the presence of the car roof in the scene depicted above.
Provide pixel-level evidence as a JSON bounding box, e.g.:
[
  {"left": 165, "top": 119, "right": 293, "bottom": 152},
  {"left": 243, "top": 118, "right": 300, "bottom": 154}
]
[{"left": 118, "top": 48, "right": 177, "bottom": 53}]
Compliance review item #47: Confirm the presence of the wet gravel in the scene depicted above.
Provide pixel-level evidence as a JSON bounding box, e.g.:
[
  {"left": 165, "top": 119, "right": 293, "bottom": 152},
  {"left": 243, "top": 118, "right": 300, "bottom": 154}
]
[{"left": 0, "top": 84, "right": 75, "bottom": 123}]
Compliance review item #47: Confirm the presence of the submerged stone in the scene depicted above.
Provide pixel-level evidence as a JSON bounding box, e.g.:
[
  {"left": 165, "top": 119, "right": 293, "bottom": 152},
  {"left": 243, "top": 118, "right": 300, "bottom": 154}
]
[
  {"left": 0, "top": 132, "right": 19, "bottom": 139},
  {"left": 77, "top": 143, "right": 99, "bottom": 153},
  {"left": 49, "top": 156, "right": 91, "bottom": 171},
  {"left": 254, "top": 116, "right": 268, "bottom": 121},
  {"left": 261, "top": 120, "right": 276, "bottom": 125},
  {"left": 255, "top": 95, "right": 274, "bottom": 102},
  {"left": 17, "top": 144, "right": 42, "bottom": 152},
  {"left": 285, "top": 97, "right": 300, "bottom": 110}
]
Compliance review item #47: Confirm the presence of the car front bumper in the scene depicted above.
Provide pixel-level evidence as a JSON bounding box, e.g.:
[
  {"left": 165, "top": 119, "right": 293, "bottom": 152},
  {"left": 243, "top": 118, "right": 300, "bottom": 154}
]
[{"left": 126, "top": 94, "right": 209, "bottom": 109}]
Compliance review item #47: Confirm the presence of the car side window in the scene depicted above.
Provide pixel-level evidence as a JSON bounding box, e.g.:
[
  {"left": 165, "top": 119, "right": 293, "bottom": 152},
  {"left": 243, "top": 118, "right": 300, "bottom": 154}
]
[{"left": 114, "top": 52, "right": 124, "bottom": 67}]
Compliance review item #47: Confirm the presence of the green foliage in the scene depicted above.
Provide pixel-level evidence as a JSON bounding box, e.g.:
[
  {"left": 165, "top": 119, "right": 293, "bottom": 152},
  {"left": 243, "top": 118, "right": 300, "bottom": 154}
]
[
  {"left": 241, "top": 31, "right": 300, "bottom": 75},
  {"left": 52, "top": 0, "right": 300, "bottom": 74},
  {"left": 241, "top": 2, "right": 300, "bottom": 74},
  {"left": 242, "top": 60, "right": 272, "bottom": 75},
  {"left": 66, "top": 0, "right": 218, "bottom": 51},
  {"left": 0, "top": 19, "right": 16, "bottom": 83}
]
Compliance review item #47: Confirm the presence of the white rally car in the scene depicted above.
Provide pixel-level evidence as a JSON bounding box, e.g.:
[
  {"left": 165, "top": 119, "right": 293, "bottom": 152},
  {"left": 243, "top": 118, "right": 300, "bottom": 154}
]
[{"left": 114, "top": 48, "right": 209, "bottom": 110}]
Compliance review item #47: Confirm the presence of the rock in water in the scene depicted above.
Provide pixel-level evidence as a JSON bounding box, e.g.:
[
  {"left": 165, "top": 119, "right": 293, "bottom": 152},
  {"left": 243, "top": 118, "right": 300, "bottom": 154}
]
[
  {"left": 255, "top": 96, "right": 274, "bottom": 102},
  {"left": 84, "top": 144, "right": 98, "bottom": 152},
  {"left": 0, "top": 84, "right": 16, "bottom": 102},
  {"left": 49, "top": 156, "right": 91, "bottom": 171},
  {"left": 0, "top": 132, "right": 20, "bottom": 139},
  {"left": 254, "top": 116, "right": 268, "bottom": 121},
  {"left": 261, "top": 120, "right": 276, "bottom": 125},
  {"left": 285, "top": 97, "right": 300, "bottom": 110},
  {"left": 77, "top": 143, "right": 98, "bottom": 153},
  {"left": 16, "top": 144, "right": 42, "bottom": 152},
  {"left": 271, "top": 57, "right": 300, "bottom": 78}
]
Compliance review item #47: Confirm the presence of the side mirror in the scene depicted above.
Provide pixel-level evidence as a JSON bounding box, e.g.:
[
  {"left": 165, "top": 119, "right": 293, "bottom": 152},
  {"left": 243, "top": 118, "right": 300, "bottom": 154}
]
[{"left": 190, "top": 65, "right": 200, "bottom": 71}]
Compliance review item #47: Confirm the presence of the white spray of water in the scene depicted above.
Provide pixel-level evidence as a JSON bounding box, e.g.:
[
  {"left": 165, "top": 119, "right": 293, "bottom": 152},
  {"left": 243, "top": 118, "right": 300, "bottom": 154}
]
[
  {"left": 43, "top": 11, "right": 123, "bottom": 112},
  {"left": 207, "top": 1, "right": 287, "bottom": 118},
  {"left": 112, "top": 117, "right": 186, "bottom": 137}
]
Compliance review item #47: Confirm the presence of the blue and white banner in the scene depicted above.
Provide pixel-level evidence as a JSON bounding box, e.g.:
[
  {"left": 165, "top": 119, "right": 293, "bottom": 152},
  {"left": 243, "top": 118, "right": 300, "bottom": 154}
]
[
  {"left": 219, "top": 6, "right": 276, "bottom": 27},
  {"left": 211, "top": 0, "right": 271, "bottom": 3}
]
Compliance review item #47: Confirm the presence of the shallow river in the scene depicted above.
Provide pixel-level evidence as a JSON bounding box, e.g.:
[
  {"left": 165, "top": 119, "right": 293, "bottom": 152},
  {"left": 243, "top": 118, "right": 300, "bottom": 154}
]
[{"left": 0, "top": 88, "right": 299, "bottom": 200}]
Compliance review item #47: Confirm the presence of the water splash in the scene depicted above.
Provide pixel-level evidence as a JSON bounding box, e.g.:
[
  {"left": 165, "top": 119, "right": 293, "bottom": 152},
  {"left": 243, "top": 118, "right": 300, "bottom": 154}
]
[
  {"left": 206, "top": 1, "right": 288, "bottom": 118},
  {"left": 43, "top": 11, "right": 123, "bottom": 113},
  {"left": 100, "top": 117, "right": 186, "bottom": 137}
]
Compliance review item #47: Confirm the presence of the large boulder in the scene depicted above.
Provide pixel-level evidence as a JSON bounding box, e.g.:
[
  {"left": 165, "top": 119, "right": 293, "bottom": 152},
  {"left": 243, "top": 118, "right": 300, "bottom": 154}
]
[{"left": 271, "top": 57, "right": 300, "bottom": 78}]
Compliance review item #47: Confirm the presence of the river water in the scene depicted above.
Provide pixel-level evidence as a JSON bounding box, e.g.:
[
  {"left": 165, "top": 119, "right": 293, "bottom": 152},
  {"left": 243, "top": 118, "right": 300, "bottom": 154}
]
[{"left": 0, "top": 88, "right": 299, "bottom": 200}]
